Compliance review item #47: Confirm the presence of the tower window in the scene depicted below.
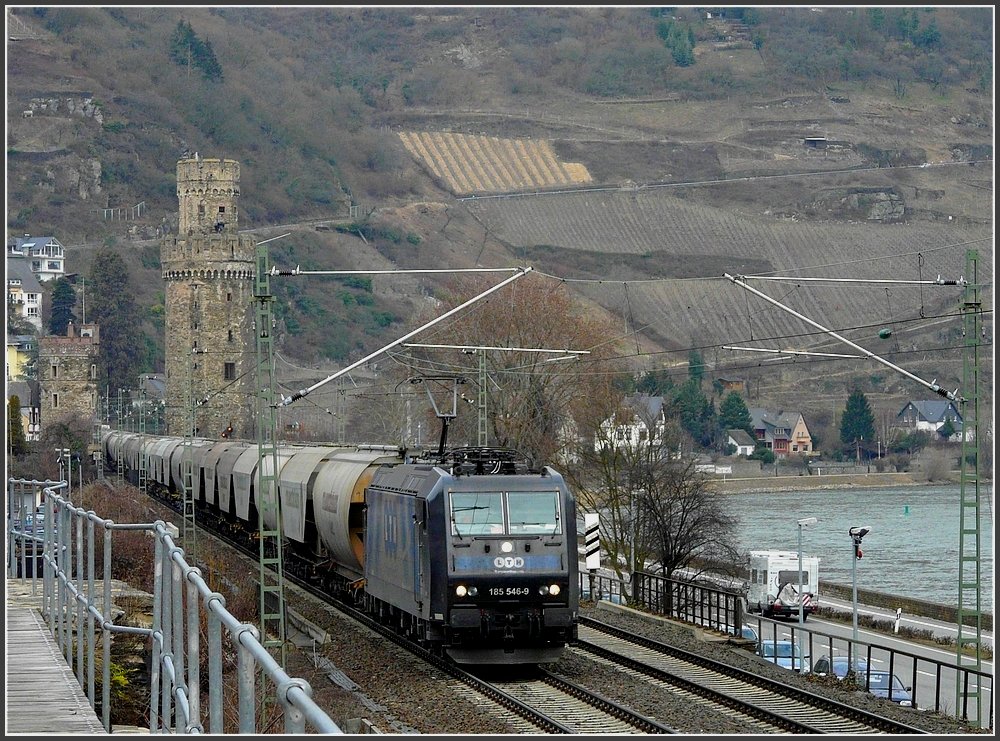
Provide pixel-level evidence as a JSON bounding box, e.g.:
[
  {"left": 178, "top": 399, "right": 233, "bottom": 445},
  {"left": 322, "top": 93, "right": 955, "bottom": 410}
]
[
  {"left": 228, "top": 329, "right": 233, "bottom": 342},
  {"left": 198, "top": 204, "right": 205, "bottom": 216},
  {"left": 52, "top": 393, "right": 59, "bottom": 409},
  {"left": 224, "top": 362, "right": 236, "bottom": 381},
  {"left": 227, "top": 292, "right": 232, "bottom": 302},
  {"left": 51, "top": 364, "right": 58, "bottom": 379}
]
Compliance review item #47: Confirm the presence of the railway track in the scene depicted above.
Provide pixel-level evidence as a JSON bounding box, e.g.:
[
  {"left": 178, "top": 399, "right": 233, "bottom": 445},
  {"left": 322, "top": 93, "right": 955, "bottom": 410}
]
[
  {"left": 574, "top": 616, "right": 929, "bottom": 735},
  {"left": 151, "top": 488, "right": 667, "bottom": 732}
]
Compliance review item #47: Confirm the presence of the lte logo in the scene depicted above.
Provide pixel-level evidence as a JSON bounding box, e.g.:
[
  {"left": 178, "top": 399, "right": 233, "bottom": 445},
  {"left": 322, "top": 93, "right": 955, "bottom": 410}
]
[{"left": 494, "top": 556, "right": 524, "bottom": 569}]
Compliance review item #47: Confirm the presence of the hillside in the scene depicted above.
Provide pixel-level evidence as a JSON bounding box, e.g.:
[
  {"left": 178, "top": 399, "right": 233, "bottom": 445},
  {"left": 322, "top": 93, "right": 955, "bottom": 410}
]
[{"left": 5, "top": 6, "right": 994, "bottom": 442}]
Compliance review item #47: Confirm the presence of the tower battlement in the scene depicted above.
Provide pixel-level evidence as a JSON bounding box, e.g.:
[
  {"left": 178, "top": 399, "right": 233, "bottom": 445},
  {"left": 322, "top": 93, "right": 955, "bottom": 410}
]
[{"left": 176, "top": 157, "right": 242, "bottom": 236}]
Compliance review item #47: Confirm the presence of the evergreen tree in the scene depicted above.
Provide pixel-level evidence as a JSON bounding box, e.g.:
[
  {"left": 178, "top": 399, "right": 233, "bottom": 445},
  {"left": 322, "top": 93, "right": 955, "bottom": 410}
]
[
  {"left": 88, "top": 247, "right": 144, "bottom": 395},
  {"left": 718, "top": 391, "right": 753, "bottom": 435},
  {"left": 671, "top": 378, "right": 716, "bottom": 447},
  {"left": 839, "top": 388, "right": 876, "bottom": 451},
  {"left": 169, "top": 19, "right": 223, "bottom": 82},
  {"left": 636, "top": 369, "right": 675, "bottom": 396},
  {"left": 687, "top": 349, "right": 705, "bottom": 385},
  {"left": 8, "top": 395, "right": 29, "bottom": 456},
  {"left": 937, "top": 418, "right": 956, "bottom": 440},
  {"left": 48, "top": 277, "right": 77, "bottom": 335}
]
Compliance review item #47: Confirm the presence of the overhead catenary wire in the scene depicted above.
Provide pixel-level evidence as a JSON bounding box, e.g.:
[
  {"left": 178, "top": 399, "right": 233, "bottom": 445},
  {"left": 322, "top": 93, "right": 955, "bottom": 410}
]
[
  {"left": 277, "top": 266, "right": 534, "bottom": 407},
  {"left": 724, "top": 273, "right": 964, "bottom": 402}
]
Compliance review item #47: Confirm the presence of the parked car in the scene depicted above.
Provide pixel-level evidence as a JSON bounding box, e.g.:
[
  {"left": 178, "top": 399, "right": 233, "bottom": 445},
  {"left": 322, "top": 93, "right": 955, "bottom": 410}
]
[
  {"left": 757, "top": 639, "right": 809, "bottom": 673},
  {"left": 740, "top": 624, "right": 760, "bottom": 650},
  {"left": 580, "top": 587, "right": 626, "bottom": 604},
  {"left": 811, "top": 656, "right": 915, "bottom": 707}
]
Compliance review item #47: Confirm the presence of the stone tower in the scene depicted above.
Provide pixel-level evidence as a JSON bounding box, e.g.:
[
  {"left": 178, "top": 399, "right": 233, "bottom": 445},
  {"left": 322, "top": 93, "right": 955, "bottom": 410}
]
[
  {"left": 38, "top": 322, "right": 100, "bottom": 435},
  {"left": 161, "top": 156, "right": 256, "bottom": 439}
]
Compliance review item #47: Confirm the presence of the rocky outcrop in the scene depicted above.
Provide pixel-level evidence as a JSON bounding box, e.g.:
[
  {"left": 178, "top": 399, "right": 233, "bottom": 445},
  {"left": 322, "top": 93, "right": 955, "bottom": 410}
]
[{"left": 805, "top": 187, "right": 906, "bottom": 223}]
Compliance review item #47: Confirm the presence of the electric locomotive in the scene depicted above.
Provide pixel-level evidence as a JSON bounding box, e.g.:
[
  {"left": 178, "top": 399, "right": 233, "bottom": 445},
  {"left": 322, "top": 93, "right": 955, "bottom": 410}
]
[{"left": 362, "top": 447, "right": 579, "bottom": 664}]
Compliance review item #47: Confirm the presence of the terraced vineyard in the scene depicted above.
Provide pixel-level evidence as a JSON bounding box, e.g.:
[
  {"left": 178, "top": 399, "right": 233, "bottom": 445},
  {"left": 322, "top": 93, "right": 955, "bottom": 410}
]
[
  {"left": 464, "top": 188, "right": 992, "bottom": 360},
  {"left": 398, "top": 131, "right": 592, "bottom": 195}
]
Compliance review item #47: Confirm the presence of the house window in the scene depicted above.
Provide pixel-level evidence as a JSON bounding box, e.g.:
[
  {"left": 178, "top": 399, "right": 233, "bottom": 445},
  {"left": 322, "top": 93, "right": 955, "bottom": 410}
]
[
  {"left": 224, "top": 362, "right": 236, "bottom": 381},
  {"left": 52, "top": 393, "right": 59, "bottom": 409},
  {"left": 47, "top": 261, "right": 60, "bottom": 270},
  {"left": 27, "top": 293, "right": 39, "bottom": 303},
  {"left": 27, "top": 307, "right": 38, "bottom": 316}
]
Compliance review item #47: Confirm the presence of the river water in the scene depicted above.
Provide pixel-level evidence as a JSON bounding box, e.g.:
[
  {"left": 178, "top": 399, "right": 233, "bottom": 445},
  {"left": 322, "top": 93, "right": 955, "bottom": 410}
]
[{"left": 719, "top": 484, "right": 994, "bottom": 613}]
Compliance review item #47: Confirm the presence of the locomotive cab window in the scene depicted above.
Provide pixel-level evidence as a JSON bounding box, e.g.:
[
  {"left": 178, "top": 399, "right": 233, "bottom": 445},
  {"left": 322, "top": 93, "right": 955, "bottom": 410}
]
[
  {"left": 449, "top": 490, "right": 561, "bottom": 536},
  {"left": 450, "top": 492, "right": 504, "bottom": 535},
  {"left": 507, "top": 491, "right": 560, "bottom": 534}
]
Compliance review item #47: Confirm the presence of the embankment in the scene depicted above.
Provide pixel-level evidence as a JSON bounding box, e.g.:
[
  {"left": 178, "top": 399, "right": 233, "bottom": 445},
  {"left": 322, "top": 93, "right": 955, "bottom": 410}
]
[{"left": 707, "top": 471, "right": 965, "bottom": 495}]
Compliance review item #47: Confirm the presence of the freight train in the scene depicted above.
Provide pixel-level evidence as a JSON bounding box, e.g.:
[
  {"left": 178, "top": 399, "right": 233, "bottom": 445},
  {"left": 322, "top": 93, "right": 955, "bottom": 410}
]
[{"left": 101, "top": 430, "right": 579, "bottom": 664}]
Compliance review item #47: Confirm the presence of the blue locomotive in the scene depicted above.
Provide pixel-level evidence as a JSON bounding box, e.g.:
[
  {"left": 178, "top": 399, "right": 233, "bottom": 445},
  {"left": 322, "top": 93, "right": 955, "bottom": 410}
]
[{"left": 102, "top": 431, "right": 579, "bottom": 665}]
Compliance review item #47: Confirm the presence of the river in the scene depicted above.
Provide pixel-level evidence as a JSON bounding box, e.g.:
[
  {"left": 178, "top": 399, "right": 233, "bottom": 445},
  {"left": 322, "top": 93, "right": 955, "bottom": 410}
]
[{"left": 719, "top": 484, "right": 994, "bottom": 613}]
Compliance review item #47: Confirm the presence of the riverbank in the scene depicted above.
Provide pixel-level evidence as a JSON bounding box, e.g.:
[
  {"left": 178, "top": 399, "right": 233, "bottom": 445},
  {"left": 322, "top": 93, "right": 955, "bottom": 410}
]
[{"left": 706, "top": 471, "right": 979, "bottom": 494}]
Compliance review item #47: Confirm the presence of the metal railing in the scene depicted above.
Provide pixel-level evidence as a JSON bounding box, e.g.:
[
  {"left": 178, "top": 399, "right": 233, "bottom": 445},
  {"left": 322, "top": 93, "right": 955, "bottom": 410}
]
[
  {"left": 580, "top": 569, "right": 993, "bottom": 730},
  {"left": 6, "top": 478, "right": 342, "bottom": 734}
]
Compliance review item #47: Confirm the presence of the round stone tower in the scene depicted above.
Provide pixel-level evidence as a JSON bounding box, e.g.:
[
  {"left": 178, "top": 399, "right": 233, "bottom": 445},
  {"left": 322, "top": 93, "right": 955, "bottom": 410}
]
[{"left": 161, "top": 156, "right": 256, "bottom": 439}]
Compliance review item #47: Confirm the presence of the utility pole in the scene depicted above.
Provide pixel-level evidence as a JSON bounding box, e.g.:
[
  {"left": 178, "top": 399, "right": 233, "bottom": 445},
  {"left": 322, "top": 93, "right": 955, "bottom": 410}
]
[
  {"left": 138, "top": 382, "right": 148, "bottom": 497},
  {"left": 955, "top": 249, "right": 984, "bottom": 724},
  {"left": 254, "top": 235, "right": 287, "bottom": 670},
  {"left": 183, "top": 353, "right": 198, "bottom": 560}
]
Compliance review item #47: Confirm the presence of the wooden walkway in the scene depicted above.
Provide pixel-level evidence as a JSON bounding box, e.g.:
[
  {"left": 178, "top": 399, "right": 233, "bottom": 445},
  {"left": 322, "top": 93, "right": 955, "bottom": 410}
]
[{"left": 5, "top": 579, "right": 108, "bottom": 735}]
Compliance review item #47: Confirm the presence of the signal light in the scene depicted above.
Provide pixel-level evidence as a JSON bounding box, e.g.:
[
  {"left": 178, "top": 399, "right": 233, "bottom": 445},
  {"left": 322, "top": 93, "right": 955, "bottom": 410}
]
[{"left": 855, "top": 547, "right": 863, "bottom": 560}]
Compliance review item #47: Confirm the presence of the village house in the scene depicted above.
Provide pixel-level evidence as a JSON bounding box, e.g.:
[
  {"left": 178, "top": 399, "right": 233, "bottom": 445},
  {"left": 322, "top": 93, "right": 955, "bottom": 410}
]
[
  {"left": 895, "top": 399, "right": 968, "bottom": 442},
  {"left": 8, "top": 234, "right": 66, "bottom": 283},
  {"left": 7, "top": 254, "right": 44, "bottom": 331},
  {"left": 596, "top": 393, "right": 669, "bottom": 452},
  {"left": 726, "top": 428, "right": 756, "bottom": 457},
  {"left": 748, "top": 407, "right": 814, "bottom": 458}
]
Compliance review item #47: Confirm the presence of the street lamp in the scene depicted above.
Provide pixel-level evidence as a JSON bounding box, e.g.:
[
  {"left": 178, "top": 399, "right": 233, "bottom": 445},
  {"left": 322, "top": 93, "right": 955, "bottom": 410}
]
[
  {"left": 849, "top": 526, "right": 871, "bottom": 642},
  {"left": 797, "top": 516, "right": 817, "bottom": 671}
]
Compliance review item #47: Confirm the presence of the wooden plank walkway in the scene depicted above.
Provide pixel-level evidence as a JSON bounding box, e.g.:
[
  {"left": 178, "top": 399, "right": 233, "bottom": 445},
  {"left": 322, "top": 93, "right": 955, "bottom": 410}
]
[{"left": 6, "top": 580, "right": 108, "bottom": 735}]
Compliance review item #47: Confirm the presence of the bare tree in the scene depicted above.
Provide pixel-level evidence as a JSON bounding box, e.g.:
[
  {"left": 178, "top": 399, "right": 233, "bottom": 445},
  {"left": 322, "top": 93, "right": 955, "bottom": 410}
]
[
  {"left": 419, "top": 273, "right": 623, "bottom": 465},
  {"left": 565, "top": 396, "right": 740, "bottom": 600}
]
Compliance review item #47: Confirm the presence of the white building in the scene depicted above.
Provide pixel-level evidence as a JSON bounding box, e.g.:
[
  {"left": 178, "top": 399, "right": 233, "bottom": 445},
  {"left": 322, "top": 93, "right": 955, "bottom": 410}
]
[
  {"left": 8, "top": 235, "right": 65, "bottom": 283},
  {"left": 7, "top": 255, "right": 44, "bottom": 331}
]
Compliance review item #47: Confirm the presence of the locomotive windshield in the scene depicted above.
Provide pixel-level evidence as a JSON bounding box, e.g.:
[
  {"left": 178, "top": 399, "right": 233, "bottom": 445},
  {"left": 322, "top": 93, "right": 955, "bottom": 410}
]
[
  {"left": 507, "top": 491, "right": 560, "bottom": 534},
  {"left": 450, "top": 492, "right": 504, "bottom": 535},
  {"left": 449, "top": 490, "right": 561, "bottom": 536}
]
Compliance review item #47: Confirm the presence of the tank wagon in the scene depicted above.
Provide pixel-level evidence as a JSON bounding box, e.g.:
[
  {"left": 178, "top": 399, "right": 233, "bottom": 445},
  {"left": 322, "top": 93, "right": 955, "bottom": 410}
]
[{"left": 102, "top": 430, "right": 579, "bottom": 664}]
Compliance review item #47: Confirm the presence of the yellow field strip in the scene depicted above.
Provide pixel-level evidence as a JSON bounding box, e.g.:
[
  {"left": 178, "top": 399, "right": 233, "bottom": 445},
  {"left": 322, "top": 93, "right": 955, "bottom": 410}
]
[
  {"left": 397, "top": 131, "right": 594, "bottom": 194},
  {"left": 398, "top": 132, "right": 446, "bottom": 181}
]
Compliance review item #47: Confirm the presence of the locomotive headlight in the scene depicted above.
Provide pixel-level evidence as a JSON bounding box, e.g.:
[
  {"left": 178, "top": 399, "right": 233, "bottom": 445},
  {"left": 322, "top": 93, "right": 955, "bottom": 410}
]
[
  {"left": 538, "top": 584, "right": 561, "bottom": 596},
  {"left": 467, "top": 586, "right": 478, "bottom": 597},
  {"left": 500, "top": 541, "right": 514, "bottom": 553},
  {"left": 548, "top": 584, "right": 560, "bottom": 596},
  {"left": 455, "top": 585, "right": 468, "bottom": 597}
]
